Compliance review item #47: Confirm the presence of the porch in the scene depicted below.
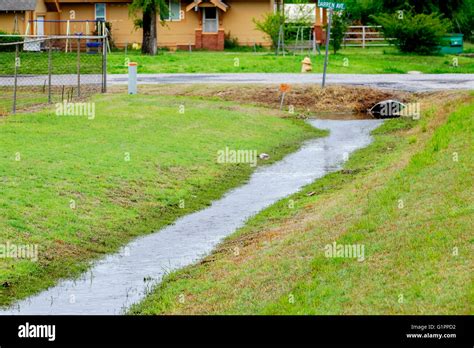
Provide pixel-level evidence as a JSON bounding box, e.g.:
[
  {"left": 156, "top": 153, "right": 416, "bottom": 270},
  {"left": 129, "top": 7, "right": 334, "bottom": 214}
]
[{"left": 186, "top": 0, "right": 229, "bottom": 51}]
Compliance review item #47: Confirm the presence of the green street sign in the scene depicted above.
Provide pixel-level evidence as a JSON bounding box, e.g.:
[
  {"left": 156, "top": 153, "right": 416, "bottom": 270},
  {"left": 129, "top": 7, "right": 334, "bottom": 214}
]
[{"left": 317, "top": 1, "right": 346, "bottom": 10}]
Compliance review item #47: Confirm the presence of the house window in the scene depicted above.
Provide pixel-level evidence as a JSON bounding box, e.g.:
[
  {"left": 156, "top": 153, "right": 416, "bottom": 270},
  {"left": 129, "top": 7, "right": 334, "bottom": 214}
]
[
  {"left": 161, "top": 0, "right": 181, "bottom": 21},
  {"left": 95, "top": 3, "right": 106, "bottom": 21}
]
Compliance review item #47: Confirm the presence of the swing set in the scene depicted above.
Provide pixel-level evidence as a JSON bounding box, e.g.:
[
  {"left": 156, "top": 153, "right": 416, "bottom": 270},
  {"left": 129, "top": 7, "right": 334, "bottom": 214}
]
[{"left": 276, "top": 24, "right": 321, "bottom": 56}]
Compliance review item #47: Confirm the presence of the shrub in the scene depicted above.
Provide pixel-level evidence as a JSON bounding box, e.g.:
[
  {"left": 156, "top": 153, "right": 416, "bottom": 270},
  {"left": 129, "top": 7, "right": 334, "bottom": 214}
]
[
  {"left": 345, "top": 0, "right": 385, "bottom": 24},
  {"left": 224, "top": 32, "right": 239, "bottom": 49},
  {"left": 372, "top": 12, "right": 451, "bottom": 54},
  {"left": 253, "top": 12, "right": 285, "bottom": 52},
  {"left": 0, "top": 31, "right": 22, "bottom": 52},
  {"left": 328, "top": 13, "right": 349, "bottom": 54},
  {"left": 453, "top": 0, "right": 474, "bottom": 41}
]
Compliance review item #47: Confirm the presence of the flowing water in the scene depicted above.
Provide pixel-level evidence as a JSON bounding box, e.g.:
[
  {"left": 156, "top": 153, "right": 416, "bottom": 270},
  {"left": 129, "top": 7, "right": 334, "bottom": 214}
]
[{"left": 1, "top": 119, "right": 383, "bottom": 315}]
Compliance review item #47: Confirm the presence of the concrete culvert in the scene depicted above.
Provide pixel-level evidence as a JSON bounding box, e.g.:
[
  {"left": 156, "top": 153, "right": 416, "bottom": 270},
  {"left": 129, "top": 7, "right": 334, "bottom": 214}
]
[{"left": 369, "top": 99, "right": 407, "bottom": 119}]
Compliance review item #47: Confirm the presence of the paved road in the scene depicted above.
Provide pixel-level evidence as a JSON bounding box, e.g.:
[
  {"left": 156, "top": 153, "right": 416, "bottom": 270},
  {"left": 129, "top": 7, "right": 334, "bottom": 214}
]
[
  {"left": 1, "top": 73, "right": 473, "bottom": 92},
  {"left": 107, "top": 73, "right": 474, "bottom": 92}
]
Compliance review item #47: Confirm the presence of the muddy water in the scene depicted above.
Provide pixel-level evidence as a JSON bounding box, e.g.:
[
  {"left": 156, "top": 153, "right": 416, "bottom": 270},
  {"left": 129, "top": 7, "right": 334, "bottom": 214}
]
[{"left": 1, "top": 119, "right": 383, "bottom": 315}]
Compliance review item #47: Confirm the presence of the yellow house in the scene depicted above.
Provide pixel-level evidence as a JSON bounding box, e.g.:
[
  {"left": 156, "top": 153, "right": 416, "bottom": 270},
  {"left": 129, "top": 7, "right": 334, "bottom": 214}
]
[{"left": 0, "top": 0, "right": 290, "bottom": 50}]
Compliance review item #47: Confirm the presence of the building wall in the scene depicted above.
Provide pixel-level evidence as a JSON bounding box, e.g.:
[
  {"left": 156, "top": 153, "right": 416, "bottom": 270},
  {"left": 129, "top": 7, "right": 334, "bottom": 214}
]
[
  {"left": 35, "top": 0, "right": 48, "bottom": 13},
  {"left": 123, "top": 0, "right": 273, "bottom": 49},
  {"left": 222, "top": 0, "right": 273, "bottom": 47},
  {"left": 157, "top": 4, "right": 200, "bottom": 49},
  {"left": 58, "top": 4, "right": 95, "bottom": 35},
  {"left": 107, "top": 3, "right": 141, "bottom": 47},
  {"left": 195, "top": 29, "right": 225, "bottom": 50},
  {"left": 0, "top": 13, "right": 24, "bottom": 33},
  {"left": 0, "top": 0, "right": 274, "bottom": 49},
  {"left": 43, "top": 11, "right": 60, "bottom": 36},
  {"left": 104, "top": 0, "right": 273, "bottom": 49}
]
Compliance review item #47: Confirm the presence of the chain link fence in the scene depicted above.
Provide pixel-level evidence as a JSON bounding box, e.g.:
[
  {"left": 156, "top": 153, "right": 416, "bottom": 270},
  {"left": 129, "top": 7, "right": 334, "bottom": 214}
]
[{"left": 0, "top": 35, "right": 107, "bottom": 115}]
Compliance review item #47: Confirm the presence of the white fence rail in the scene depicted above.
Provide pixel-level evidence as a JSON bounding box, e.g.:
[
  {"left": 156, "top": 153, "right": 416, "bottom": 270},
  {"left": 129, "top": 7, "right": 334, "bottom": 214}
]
[{"left": 343, "top": 25, "right": 394, "bottom": 48}]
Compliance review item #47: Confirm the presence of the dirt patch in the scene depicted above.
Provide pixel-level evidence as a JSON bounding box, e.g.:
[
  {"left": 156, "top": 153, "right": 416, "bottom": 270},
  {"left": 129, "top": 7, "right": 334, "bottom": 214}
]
[{"left": 112, "top": 84, "right": 413, "bottom": 119}]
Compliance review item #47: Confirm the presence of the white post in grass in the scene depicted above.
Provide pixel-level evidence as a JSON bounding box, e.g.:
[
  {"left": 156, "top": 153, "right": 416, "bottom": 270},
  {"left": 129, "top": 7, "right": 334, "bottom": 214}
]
[{"left": 128, "top": 62, "right": 138, "bottom": 95}]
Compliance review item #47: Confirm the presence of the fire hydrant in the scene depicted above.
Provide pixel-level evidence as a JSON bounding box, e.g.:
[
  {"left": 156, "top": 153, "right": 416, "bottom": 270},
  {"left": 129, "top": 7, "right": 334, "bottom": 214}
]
[{"left": 301, "top": 57, "right": 312, "bottom": 73}]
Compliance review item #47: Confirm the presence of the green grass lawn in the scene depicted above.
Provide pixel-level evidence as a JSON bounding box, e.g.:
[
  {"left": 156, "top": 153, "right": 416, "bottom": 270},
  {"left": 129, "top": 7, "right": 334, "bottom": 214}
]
[
  {"left": 130, "top": 92, "right": 473, "bottom": 315},
  {"left": 0, "top": 51, "right": 103, "bottom": 75},
  {"left": 107, "top": 46, "right": 474, "bottom": 74},
  {"left": 0, "top": 46, "right": 472, "bottom": 75},
  {"left": 0, "top": 87, "right": 79, "bottom": 115},
  {"left": 0, "top": 93, "right": 322, "bottom": 306}
]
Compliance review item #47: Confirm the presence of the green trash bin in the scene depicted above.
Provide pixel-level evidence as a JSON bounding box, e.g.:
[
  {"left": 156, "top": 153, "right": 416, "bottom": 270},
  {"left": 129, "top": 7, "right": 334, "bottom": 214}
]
[{"left": 440, "top": 34, "right": 464, "bottom": 54}]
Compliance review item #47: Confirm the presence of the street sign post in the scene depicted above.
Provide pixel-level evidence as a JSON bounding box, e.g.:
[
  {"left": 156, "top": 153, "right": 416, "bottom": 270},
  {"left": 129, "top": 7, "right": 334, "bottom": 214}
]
[
  {"left": 321, "top": 8, "right": 333, "bottom": 88},
  {"left": 319, "top": 1, "right": 345, "bottom": 88}
]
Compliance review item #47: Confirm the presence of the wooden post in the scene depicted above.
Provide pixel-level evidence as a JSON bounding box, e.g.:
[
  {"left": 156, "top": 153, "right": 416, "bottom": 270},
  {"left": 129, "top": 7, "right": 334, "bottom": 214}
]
[
  {"left": 65, "top": 20, "right": 70, "bottom": 53},
  {"left": 13, "top": 14, "right": 18, "bottom": 33},
  {"left": 322, "top": 8, "right": 328, "bottom": 44},
  {"left": 48, "top": 39, "right": 52, "bottom": 103},
  {"left": 362, "top": 26, "right": 366, "bottom": 49},
  {"left": 77, "top": 38, "right": 81, "bottom": 97},
  {"left": 12, "top": 44, "right": 19, "bottom": 114},
  {"left": 102, "top": 36, "right": 107, "bottom": 93}
]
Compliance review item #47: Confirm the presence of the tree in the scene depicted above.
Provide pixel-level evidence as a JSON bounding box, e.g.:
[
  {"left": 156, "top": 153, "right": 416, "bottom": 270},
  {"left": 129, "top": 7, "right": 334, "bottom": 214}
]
[
  {"left": 373, "top": 12, "right": 451, "bottom": 54},
  {"left": 253, "top": 12, "right": 285, "bottom": 53},
  {"left": 346, "top": 0, "right": 471, "bottom": 41},
  {"left": 345, "top": 0, "right": 466, "bottom": 24},
  {"left": 329, "top": 14, "right": 348, "bottom": 54},
  {"left": 130, "top": 0, "right": 168, "bottom": 55},
  {"left": 453, "top": 0, "right": 474, "bottom": 40}
]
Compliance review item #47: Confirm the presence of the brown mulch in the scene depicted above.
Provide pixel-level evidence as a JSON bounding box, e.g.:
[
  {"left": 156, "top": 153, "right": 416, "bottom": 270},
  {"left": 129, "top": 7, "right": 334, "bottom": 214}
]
[{"left": 125, "top": 84, "right": 414, "bottom": 118}]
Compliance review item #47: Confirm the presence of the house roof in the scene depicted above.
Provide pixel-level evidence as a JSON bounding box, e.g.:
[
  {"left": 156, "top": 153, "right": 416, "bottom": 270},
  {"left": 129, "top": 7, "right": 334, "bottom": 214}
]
[
  {"left": 0, "top": 0, "right": 37, "bottom": 11},
  {"left": 186, "top": 0, "right": 229, "bottom": 12}
]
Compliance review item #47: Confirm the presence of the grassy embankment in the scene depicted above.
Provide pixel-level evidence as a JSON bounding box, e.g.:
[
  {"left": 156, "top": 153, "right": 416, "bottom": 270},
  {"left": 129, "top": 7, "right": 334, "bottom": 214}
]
[
  {"left": 0, "top": 93, "right": 323, "bottom": 306},
  {"left": 131, "top": 91, "right": 473, "bottom": 315}
]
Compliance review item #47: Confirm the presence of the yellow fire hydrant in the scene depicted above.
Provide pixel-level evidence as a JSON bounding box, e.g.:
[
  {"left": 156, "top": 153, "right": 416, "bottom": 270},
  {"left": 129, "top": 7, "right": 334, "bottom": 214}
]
[{"left": 301, "top": 57, "right": 312, "bottom": 73}]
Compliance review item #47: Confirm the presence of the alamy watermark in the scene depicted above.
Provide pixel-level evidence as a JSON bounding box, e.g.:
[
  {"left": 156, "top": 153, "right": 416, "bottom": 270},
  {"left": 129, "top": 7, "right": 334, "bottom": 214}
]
[
  {"left": 380, "top": 102, "right": 421, "bottom": 120},
  {"left": 56, "top": 101, "right": 95, "bottom": 120},
  {"left": 0, "top": 242, "right": 39, "bottom": 262},
  {"left": 217, "top": 147, "right": 257, "bottom": 167},
  {"left": 324, "top": 242, "right": 365, "bottom": 262},
  {"left": 18, "top": 322, "right": 55, "bottom": 341}
]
